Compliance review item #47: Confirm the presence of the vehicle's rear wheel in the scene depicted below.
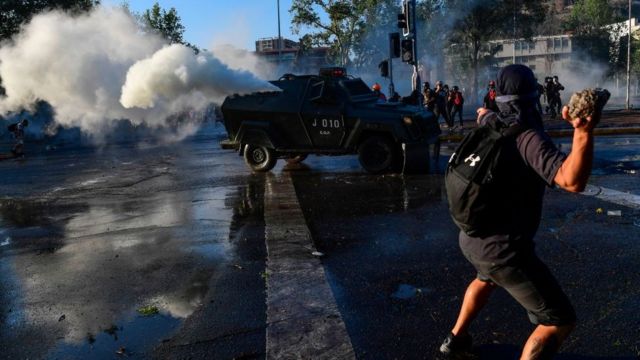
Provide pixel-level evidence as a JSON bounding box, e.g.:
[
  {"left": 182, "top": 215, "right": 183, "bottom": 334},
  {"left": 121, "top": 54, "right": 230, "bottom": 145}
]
[
  {"left": 286, "top": 154, "right": 308, "bottom": 164},
  {"left": 244, "top": 144, "right": 277, "bottom": 172},
  {"left": 358, "top": 135, "right": 397, "bottom": 174}
]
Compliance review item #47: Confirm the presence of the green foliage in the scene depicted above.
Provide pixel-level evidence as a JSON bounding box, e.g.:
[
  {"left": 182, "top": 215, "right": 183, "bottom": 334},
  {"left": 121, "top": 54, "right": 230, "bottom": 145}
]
[
  {"left": 290, "top": 0, "right": 386, "bottom": 66},
  {"left": 446, "top": 0, "right": 545, "bottom": 100},
  {"left": 564, "top": 0, "right": 622, "bottom": 66},
  {"left": 566, "top": 0, "right": 617, "bottom": 35},
  {"left": 141, "top": 2, "right": 184, "bottom": 44},
  {"left": 137, "top": 305, "right": 159, "bottom": 316},
  {"left": 139, "top": 2, "right": 199, "bottom": 53},
  {"left": 350, "top": 0, "right": 399, "bottom": 68},
  {"left": 0, "top": 0, "right": 99, "bottom": 41}
]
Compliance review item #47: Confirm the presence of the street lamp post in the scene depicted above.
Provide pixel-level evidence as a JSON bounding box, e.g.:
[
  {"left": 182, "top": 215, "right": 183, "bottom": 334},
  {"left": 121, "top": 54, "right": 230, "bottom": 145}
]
[
  {"left": 626, "top": 0, "right": 631, "bottom": 110},
  {"left": 277, "top": 0, "right": 282, "bottom": 66},
  {"left": 513, "top": 0, "right": 517, "bottom": 64}
]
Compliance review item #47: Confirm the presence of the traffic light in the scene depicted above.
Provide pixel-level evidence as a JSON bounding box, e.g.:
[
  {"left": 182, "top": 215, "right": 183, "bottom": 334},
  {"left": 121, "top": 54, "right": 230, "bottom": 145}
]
[
  {"left": 389, "top": 32, "right": 400, "bottom": 58},
  {"left": 397, "top": 1, "right": 411, "bottom": 36},
  {"left": 401, "top": 39, "right": 413, "bottom": 64},
  {"left": 397, "top": 13, "right": 407, "bottom": 31},
  {"left": 379, "top": 60, "right": 389, "bottom": 77}
]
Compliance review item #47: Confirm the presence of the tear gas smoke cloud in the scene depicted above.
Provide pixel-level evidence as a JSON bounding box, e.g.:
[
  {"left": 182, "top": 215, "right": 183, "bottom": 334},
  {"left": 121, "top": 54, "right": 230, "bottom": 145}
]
[
  {"left": 120, "top": 44, "right": 277, "bottom": 109},
  {"left": 210, "top": 44, "right": 278, "bottom": 80},
  {"left": 0, "top": 7, "right": 277, "bottom": 140}
]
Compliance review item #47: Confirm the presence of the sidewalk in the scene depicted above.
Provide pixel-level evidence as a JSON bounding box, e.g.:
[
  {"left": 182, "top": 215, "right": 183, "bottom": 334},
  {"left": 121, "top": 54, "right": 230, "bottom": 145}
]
[{"left": 440, "top": 108, "right": 640, "bottom": 141}]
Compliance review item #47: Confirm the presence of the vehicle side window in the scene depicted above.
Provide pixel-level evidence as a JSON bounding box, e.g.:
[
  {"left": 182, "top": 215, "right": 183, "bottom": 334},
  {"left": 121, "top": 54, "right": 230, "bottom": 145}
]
[
  {"left": 309, "top": 81, "right": 324, "bottom": 102},
  {"left": 308, "top": 80, "right": 340, "bottom": 104}
]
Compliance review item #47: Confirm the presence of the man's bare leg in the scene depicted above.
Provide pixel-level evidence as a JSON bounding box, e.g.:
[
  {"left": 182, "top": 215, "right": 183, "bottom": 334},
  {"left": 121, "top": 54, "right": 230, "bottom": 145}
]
[
  {"left": 520, "top": 323, "right": 575, "bottom": 360},
  {"left": 451, "top": 278, "right": 496, "bottom": 336}
]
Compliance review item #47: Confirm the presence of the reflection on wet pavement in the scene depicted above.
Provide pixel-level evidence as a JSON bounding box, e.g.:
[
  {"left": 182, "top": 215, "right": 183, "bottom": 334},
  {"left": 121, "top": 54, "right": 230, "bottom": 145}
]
[{"left": 0, "top": 132, "right": 268, "bottom": 359}]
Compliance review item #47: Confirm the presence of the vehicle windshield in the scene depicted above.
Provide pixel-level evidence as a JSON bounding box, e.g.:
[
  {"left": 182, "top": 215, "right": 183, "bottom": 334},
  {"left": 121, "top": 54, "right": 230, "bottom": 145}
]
[{"left": 341, "top": 79, "right": 375, "bottom": 97}]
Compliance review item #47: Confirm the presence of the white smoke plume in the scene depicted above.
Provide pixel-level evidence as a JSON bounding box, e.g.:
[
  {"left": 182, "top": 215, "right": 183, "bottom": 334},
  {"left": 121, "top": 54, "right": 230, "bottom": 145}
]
[
  {"left": 120, "top": 44, "right": 276, "bottom": 109},
  {"left": 0, "top": 6, "right": 276, "bottom": 140}
]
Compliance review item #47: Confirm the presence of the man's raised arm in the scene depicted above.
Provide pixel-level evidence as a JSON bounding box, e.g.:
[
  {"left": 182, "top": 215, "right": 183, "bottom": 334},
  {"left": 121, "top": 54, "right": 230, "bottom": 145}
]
[{"left": 553, "top": 106, "right": 599, "bottom": 193}]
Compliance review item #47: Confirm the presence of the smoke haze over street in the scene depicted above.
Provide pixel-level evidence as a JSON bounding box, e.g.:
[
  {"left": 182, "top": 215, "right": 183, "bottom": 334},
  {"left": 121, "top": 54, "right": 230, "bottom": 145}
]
[{"left": 0, "top": 6, "right": 276, "bottom": 139}]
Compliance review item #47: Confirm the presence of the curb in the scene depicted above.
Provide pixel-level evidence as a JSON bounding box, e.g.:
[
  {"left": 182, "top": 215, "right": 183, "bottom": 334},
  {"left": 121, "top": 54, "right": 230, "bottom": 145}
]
[{"left": 439, "top": 126, "right": 640, "bottom": 142}]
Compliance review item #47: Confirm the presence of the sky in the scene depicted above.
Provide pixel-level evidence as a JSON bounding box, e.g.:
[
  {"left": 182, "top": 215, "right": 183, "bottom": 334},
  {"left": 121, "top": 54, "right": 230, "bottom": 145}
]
[{"left": 104, "top": 0, "right": 302, "bottom": 51}]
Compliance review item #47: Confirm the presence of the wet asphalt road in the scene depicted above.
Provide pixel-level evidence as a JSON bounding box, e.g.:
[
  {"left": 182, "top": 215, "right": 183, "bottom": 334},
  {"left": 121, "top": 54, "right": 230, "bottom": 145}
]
[{"left": 0, "top": 124, "right": 639, "bottom": 359}]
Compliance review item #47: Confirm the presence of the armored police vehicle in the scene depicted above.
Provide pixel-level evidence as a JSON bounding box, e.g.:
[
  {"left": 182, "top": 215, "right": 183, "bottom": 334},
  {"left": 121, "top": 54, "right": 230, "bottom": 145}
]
[{"left": 220, "top": 67, "right": 440, "bottom": 174}]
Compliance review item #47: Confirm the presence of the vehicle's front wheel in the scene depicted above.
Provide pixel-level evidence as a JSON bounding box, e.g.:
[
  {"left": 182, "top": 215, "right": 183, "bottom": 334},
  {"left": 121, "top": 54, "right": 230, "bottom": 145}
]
[
  {"left": 244, "top": 144, "right": 277, "bottom": 172},
  {"left": 358, "top": 135, "right": 397, "bottom": 174}
]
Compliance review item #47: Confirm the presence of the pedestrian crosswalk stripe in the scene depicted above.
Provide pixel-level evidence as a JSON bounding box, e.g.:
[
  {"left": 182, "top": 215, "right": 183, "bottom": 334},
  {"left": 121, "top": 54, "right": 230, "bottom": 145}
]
[
  {"left": 582, "top": 185, "right": 640, "bottom": 209},
  {"left": 263, "top": 173, "right": 355, "bottom": 359}
]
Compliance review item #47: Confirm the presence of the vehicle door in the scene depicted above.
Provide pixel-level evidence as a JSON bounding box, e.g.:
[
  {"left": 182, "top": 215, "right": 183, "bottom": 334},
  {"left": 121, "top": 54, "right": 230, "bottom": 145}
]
[{"left": 299, "top": 80, "right": 346, "bottom": 149}]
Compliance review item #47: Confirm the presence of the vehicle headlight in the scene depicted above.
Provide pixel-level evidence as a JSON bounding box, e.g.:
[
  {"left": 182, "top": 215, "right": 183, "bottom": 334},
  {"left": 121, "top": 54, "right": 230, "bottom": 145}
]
[{"left": 403, "top": 116, "right": 413, "bottom": 125}]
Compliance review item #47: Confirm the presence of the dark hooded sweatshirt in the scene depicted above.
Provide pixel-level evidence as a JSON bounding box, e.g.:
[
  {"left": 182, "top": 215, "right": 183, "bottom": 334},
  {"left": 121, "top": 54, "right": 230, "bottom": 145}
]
[{"left": 458, "top": 65, "right": 567, "bottom": 268}]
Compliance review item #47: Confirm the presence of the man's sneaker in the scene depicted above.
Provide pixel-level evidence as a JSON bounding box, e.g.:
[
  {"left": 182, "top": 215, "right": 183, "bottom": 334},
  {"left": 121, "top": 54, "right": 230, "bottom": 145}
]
[{"left": 439, "top": 332, "right": 473, "bottom": 359}]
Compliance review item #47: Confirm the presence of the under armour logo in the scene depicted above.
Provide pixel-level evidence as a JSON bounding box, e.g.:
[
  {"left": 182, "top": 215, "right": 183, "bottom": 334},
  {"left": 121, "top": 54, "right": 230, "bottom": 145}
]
[{"left": 464, "top": 154, "right": 481, "bottom": 167}]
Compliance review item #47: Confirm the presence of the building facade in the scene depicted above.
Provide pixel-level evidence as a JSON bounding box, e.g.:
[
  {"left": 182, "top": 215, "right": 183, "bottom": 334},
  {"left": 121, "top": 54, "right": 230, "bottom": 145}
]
[
  {"left": 490, "top": 35, "right": 573, "bottom": 77},
  {"left": 254, "top": 36, "right": 332, "bottom": 72}
]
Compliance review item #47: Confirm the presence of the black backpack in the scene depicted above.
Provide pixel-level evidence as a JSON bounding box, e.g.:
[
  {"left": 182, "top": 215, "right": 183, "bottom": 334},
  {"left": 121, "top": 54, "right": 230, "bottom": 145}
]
[
  {"left": 444, "top": 117, "right": 525, "bottom": 237},
  {"left": 7, "top": 123, "right": 17, "bottom": 132}
]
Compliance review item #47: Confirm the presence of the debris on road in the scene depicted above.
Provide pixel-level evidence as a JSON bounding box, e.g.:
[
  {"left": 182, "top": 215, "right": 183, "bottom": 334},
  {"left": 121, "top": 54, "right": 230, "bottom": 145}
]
[
  {"left": 137, "top": 305, "right": 159, "bottom": 316},
  {"left": 58, "top": 314, "right": 66, "bottom": 322},
  {"left": 311, "top": 251, "right": 325, "bottom": 258}
]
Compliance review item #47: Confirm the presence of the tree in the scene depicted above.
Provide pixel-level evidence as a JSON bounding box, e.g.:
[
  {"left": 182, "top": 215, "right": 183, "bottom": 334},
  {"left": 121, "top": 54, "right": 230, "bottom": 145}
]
[
  {"left": 141, "top": 3, "right": 183, "bottom": 45},
  {"left": 447, "top": 0, "right": 545, "bottom": 102},
  {"left": 290, "top": 0, "right": 385, "bottom": 66},
  {"left": 139, "top": 2, "right": 198, "bottom": 52},
  {"left": 564, "top": 0, "right": 622, "bottom": 68},
  {"left": 0, "top": 0, "right": 99, "bottom": 41},
  {"left": 350, "top": 0, "right": 399, "bottom": 69}
]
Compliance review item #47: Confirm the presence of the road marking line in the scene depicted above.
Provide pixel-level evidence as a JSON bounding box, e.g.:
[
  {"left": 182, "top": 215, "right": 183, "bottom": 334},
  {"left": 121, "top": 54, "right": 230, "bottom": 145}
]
[
  {"left": 263, "top": 173, "right": 355, "bottom": 359},
  {"left": 582, "top": 184, "right": 640, "bottom": 209}
]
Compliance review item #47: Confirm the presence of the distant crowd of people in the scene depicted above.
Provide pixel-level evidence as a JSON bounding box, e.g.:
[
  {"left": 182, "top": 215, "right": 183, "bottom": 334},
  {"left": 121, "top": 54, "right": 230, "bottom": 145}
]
[{"left": 370, "top": 74, "right": 565, "bottom": 126}]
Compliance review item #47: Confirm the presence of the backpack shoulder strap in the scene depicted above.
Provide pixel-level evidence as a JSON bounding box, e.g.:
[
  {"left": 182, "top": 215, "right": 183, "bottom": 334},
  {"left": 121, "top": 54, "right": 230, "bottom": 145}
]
[
  {"left": 502, "top": 123, "right": 526, "bottom": 138},
  {"left": 488, "top": 114, "right": 527, "bottom": 138}
]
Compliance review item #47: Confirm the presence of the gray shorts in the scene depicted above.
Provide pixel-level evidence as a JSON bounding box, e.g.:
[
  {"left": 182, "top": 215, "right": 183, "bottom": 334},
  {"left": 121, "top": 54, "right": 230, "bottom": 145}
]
[{"left": 464, "top": 251, "right": 576, "bottom": 326}]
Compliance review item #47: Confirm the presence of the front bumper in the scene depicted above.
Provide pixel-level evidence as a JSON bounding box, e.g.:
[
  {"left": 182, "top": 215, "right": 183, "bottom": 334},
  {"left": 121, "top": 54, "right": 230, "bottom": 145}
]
[{"left": 220, "top": 139, "right": 240, "bottom": 150}]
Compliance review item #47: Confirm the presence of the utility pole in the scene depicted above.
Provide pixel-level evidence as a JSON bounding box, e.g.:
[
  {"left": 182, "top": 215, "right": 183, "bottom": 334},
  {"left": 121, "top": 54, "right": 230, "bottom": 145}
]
[
  {"left": 277, "top": 0, "right": 282, "bottom": 66},
  {"left": 397, "top": 0, "right": 421, "bottom": 103},
  {"left": 626, "top": 0, "right": 631, "bottom": 110},
  {"left": 389, "top": 33, "right": 396, "bottom": 99},
  {"left": 410, "top": 0, "right": 420, "bottom": 97},
  {"left": 513, "top": 0, "right": 517, "bottom": 64}
]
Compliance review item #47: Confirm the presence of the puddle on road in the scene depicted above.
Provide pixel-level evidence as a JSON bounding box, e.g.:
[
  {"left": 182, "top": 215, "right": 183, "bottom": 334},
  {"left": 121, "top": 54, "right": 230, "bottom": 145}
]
[
  {"left": 391, "top": 284, "right": 431, "bottom": 300},
  {"left": 0, "top": 176, "right": 268, "bottom": 359},
  {"left": 47, "top": 311, "right": 181, "bottom": 360}
]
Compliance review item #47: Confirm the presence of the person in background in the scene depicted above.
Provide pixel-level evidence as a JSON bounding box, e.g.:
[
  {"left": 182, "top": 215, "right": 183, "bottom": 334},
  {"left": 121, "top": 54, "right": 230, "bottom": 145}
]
[
  {"left": 483, "top": 80, "right": 499, "bottom": 112},
  {"left": 552, "top": 76, "right": 565, "bottom": 116},
  {"left": 372, "top": 83, "right": 387, "bottom": 103},
  {"left": 434, "top": 81, "right": 450, "bottom": 127},
  {"left": 423, "top": 82, "right": 436, "bottom": 112},
  {"left": 9, "top": 119, "right": 29, "bottom": 157},
  {"left": 449, "top": 86, "right": 465, "bottom": 128},
  {"left": 545, "top": 77, "right": 557, "bottom": 118},
  {"left": 445, "top": 84, "right": 455, "bottom": 128}
]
